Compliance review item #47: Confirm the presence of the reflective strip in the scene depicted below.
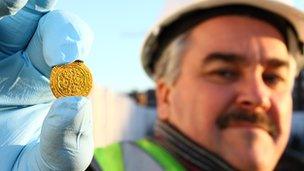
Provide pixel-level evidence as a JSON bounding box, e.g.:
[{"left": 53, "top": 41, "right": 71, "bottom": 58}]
[
  {"left": 94, "top": 143, "right": 124, "bottom": 171},
  {"left": 136, "top": 139, "right": 186, "bottom": 171},
  {"left": 122, "top": 142, "right": 163, "bottom": 171}
]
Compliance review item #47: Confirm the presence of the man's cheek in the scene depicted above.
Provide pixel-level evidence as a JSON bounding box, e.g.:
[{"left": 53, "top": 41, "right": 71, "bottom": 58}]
[{"left": 270, "top": 95, "right": 292, "bottom": 139}]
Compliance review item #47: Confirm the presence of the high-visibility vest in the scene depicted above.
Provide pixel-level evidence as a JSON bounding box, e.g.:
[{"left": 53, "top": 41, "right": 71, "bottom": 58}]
[{"left": 94, "top": 139, "right": 186, "bottom": 171}]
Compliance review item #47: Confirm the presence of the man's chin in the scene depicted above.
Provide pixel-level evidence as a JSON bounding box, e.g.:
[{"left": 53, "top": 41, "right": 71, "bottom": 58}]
[{"left": 220, "top": 127, "right": 279, "bottom": 171}]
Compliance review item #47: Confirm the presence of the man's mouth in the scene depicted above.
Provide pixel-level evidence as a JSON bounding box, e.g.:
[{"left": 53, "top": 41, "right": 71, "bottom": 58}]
[
  {"left": 224, "top": 121, "right": 275, "bottom": 136},
  {"left": 216, "top": 109, "right": 277, "bottom": 137}
]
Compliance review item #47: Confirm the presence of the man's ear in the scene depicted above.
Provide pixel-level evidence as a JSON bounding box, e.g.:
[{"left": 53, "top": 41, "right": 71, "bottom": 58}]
[{"left": 156, "top": 80, "right": 172, "bottom": 121}]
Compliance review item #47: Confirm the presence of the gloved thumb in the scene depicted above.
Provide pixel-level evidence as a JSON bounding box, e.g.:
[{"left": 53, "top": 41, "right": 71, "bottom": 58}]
[
  {"left": 39, "top": 96, "right": 93, "bottom": 170},
  {"left": 25, "top": 0, "right": 57, "bottom": 12}
]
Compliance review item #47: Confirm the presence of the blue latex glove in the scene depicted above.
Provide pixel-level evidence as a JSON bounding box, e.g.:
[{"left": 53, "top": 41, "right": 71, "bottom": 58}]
[
  {"left": 0, "top": 0, "right": 57, "bottom": 17},
  {"left": 0, "top": 0, "right": 27, "bottom": 17},
  {"left": 0, "top": 0, "right": 94, "bottom": 170}
]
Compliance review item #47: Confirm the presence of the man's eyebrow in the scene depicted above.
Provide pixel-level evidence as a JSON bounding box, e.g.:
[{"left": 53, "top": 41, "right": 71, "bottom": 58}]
[
  {"left": 203, "top": 53, "right": 246, "bottom": 65},
  {"left": 202, "top": 53, "right": 290, "bottom": 68},
  {"left": 266, "top": 58, "right": 289, "bottom": 68}
]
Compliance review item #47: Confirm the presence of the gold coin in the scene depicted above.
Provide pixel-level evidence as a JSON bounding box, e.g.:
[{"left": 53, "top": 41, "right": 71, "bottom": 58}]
[{"left": 50, "top": 60, "right": 93, "bottom": 98}]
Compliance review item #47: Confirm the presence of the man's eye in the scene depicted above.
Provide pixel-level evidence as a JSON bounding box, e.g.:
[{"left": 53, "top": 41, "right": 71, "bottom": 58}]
[
  {"left": 263, "top": 73, "right": 284, "bottom": 86},
  {"left": 213, "top": 69, "right": 238, "bottom": 79},
  {"left": 203, "top": 68, "right": 240, "bottom": 84}
]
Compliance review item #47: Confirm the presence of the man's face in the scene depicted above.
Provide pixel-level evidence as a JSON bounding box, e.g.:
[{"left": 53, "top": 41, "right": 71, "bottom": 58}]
[{"left": 156, "top": 15, "right": 296, "bottom": 171}]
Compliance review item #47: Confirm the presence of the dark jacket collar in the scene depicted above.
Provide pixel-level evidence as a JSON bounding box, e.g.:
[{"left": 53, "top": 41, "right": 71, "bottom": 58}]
[{"left": 153, "top": 121, "right": 237, "bottom": 171}]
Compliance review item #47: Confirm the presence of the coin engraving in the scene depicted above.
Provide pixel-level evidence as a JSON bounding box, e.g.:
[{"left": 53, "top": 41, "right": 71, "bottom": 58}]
[{"left": 50, "top": 61, "right": 92, "bottom": 98}]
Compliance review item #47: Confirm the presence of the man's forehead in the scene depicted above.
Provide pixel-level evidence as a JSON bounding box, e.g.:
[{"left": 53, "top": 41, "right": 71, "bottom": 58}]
[
  {"left": 193, "top": 15, "right": 284, "bottom": 35},
  {"left": 189, "top": 15, "right": 287, "bottom": 49},
  {"left": 159, "top": 5, "right": 292, "bottom": 62},
  {"left": 185, "top": 16, "right": 291, "bottom": 67}
]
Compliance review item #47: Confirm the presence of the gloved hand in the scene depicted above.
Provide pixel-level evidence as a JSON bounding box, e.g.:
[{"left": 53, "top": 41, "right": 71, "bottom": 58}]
[
  {"left": 0, "top": 0, "right": 94, "bottom": 170},
  {"left": 0, "top": 0, "right": 57, "bottom": 17},
  {"left": 0, "top": 0, "right": 28, "bottom": 17}
]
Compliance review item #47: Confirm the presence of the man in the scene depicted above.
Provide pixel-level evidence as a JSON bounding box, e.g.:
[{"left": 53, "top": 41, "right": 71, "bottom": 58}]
[
  {"left": 0, "top": 0, "right": 94, "bottom": 170},
  {"left": 92, "top": 0, "right": 304, "bottom": 170}
]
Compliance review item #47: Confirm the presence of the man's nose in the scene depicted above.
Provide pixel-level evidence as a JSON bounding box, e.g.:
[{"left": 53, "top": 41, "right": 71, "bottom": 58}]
[{"left": 236, "top": 76, "right": 271, "bottom": 110}]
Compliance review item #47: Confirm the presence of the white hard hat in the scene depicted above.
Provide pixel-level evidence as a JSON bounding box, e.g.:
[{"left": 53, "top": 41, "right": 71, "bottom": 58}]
[{"left": 141, "top": 0, "right": 304, "bottom": 79}]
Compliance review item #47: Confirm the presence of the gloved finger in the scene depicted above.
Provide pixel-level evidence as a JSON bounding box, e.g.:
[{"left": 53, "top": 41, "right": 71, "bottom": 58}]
[
  {"left": 39, "top": 96, "right": 93, "bottom": 170},
  {"left": 25, "top": 0, "right": 57, "bottom": 13},
  {"left": 24, "top": 10, "right": 94, "bottom": 77},
  {"left": 0, "top": 0, "right": 57, "bottom": 60},
  {"left": 0, "top": 0, "right": 28, "bottom": 17},
  {"left": 0, "top": 51, "right": 53, "bottom": 106},
  {"left": 0, "top": 0, "right": 56, "bottom": 17}
]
